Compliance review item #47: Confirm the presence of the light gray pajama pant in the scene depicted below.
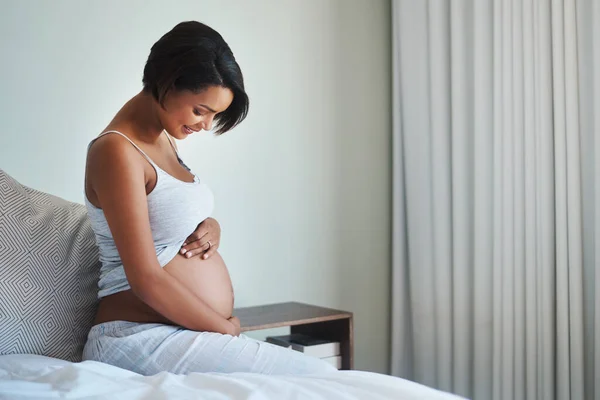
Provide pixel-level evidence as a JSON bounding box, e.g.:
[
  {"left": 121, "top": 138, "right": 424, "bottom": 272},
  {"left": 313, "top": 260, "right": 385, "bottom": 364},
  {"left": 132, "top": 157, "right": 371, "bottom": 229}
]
[{"left": 82, "top": 321, "right": 337, "bottom": 376}]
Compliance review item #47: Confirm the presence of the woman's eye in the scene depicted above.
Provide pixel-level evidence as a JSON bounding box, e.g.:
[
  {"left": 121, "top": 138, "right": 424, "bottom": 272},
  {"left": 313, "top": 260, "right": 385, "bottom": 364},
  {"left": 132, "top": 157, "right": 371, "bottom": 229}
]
[{"left": 193, "top": 109, "right": 204, "bottom": 116}]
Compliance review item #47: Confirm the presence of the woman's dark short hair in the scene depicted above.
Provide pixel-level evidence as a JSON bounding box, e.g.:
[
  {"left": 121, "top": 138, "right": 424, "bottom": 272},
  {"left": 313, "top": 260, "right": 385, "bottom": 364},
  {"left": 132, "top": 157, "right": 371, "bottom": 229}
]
[{"left": 143, "top": 21, "right": 249, "bottom": 134}]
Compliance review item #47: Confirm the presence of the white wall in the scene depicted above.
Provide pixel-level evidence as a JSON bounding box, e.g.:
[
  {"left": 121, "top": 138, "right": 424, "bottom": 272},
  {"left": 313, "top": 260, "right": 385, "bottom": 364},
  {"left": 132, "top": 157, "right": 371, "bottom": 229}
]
[{"left": 0, "top": 0, "right": 391, "bottom": 373}]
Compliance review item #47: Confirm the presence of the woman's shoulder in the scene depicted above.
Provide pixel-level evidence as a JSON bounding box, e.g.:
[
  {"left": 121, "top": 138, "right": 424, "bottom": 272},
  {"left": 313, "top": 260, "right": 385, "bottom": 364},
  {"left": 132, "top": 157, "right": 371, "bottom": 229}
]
[
  {"left": 87, "top": 131, "right": 140, "bottom": 165},
  {"left": 86, "top": 129, "right": 153, "bottom": 183},
  {"left": 85, "top": 130, "right": 150, "bottom": 208}
]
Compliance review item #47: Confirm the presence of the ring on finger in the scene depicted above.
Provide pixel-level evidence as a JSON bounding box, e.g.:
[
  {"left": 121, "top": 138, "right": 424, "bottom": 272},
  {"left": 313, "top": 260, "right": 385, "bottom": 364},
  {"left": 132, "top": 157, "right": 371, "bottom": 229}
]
[{"left": 207, "top": 240, "right": 212, "bottom": 250}]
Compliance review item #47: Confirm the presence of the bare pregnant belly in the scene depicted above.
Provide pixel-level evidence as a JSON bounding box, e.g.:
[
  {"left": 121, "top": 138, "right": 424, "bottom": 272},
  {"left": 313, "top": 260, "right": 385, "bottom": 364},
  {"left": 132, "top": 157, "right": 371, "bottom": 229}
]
[
  {"left": 94, "top": 251, "right": 234, "bottom": 326},
  {"left": 163, "top": 251, "right": 234, "bottom": 319}
]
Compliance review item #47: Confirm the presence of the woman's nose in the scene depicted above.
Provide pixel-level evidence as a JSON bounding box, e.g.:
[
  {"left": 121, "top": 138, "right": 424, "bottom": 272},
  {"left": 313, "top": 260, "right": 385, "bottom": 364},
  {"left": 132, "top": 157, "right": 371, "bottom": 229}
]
[{"left": 202, "top": 116, "right": 214, "bottom": 131}]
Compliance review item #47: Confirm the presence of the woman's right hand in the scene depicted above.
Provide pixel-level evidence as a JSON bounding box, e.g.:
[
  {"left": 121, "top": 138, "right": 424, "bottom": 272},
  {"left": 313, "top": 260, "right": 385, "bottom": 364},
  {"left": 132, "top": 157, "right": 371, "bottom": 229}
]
[{"left": 228, "top": 316, "right": 241, "bottom": 336}]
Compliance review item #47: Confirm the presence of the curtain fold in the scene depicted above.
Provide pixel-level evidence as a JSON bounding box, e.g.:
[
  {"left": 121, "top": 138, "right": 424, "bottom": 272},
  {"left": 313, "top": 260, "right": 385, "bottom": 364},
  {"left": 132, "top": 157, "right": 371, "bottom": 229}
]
[
  {"left": 595, "top": 0, "right": 600, "bottom": 395},
  {"left": 391, "top": 1, "right": 597, "bottom": 399}
]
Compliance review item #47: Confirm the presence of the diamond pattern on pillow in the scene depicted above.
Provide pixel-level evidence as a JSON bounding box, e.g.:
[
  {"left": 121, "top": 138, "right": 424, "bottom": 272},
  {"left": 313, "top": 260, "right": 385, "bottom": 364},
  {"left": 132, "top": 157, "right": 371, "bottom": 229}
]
[{"left": 0, "top": 169, "right": 100, "bottom": 361}]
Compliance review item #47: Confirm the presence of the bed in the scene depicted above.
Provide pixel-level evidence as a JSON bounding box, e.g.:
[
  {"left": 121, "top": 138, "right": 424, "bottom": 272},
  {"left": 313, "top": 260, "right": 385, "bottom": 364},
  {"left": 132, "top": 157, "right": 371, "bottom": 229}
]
[
  {"left": 0, "top": 354, "right": 463, "bottom": 399},
  {"left": 0, "top": 169, "right": 463, "bottom": 399}
]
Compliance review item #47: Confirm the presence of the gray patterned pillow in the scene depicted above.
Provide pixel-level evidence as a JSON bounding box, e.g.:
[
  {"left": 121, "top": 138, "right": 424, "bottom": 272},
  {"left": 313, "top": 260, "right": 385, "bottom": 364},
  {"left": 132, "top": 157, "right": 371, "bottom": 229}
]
[{"left": 0, "top": 169, "right": 100, "bottom": 362}]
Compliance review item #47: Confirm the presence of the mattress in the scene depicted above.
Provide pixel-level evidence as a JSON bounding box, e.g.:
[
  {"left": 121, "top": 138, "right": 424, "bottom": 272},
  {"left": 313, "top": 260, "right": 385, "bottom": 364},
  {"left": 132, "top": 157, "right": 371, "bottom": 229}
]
[{"left": 0, "top": 354, "right": 465, "bottom": 400}]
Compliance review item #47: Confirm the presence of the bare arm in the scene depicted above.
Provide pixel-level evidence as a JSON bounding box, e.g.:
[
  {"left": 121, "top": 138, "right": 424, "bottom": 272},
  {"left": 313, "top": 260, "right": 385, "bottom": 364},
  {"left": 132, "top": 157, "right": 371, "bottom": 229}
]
[{"left": 87, "top": 135, "right": 236, "bottom": 335}]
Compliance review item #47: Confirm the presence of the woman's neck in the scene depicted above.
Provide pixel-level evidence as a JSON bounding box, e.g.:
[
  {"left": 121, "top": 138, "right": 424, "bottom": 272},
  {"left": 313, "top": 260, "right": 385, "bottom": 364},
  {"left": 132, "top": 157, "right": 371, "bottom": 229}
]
[{"left": 123, "top": 91, "right": 165, "bottom": 144}]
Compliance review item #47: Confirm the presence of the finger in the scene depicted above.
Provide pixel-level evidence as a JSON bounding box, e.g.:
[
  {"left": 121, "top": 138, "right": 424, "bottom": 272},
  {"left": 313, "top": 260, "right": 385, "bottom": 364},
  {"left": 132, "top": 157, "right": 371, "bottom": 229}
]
[
  {"left": 181, "top": 232, "right": 210, "bottom": 253},
  {"left": 181, "top": 237, "right": 210, "bottom": 256},
  {"left": 183, "top": 242, "right": 211, "bottom": 258},
  {"left": 202, "top": 243, "right": 219, "bottom": 259},
  {"left": 202, "top": 239, "right": 219, "bottom": 257},
  {"left": 182, "top": 235, "right": 203, "bottom": 247},
  {"left": 182, "top": 229, "right": 209, "bottom": 246},
  {"left": 181, "top": 236, "right": 208, "bottom": 252}
]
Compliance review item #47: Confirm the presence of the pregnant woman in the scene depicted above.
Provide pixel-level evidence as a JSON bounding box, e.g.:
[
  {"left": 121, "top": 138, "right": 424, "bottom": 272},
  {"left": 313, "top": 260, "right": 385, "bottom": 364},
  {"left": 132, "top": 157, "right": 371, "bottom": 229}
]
[{"left": 82, "top": 21, "right": 335, "bottom": 376}]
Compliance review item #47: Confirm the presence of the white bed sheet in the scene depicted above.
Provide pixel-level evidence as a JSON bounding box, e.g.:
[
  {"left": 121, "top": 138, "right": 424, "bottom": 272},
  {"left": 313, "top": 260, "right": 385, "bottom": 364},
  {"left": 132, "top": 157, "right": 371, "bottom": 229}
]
[{"left": 0, "top": 355, "right": 465, "bottom": 400}]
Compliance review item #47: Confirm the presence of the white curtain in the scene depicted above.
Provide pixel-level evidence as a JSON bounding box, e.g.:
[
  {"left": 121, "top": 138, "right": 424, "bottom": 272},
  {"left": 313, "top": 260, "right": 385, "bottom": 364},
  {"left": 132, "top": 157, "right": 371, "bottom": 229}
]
[{"left": 391, "top": 1, "right": 599, "bottom": 399}]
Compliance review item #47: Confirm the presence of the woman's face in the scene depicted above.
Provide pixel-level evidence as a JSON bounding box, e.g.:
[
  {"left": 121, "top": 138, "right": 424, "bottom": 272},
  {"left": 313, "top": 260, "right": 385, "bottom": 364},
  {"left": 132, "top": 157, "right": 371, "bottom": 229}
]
[{"left": 158, "top": 85, "right": 234, "bottom": 139}]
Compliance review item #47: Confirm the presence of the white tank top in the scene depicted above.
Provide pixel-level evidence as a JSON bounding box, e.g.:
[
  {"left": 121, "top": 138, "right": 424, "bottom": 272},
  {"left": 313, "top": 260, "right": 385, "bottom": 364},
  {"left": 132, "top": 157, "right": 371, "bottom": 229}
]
[{"left": 84, "top": 130, "right": 214, "bottom": 298}]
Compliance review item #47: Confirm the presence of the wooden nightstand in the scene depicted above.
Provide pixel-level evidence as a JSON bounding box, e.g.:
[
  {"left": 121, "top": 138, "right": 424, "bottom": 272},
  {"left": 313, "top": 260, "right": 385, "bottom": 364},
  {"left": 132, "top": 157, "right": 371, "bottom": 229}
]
[{"left": 234, "top": 302, "right": 354, "bottom": 370}]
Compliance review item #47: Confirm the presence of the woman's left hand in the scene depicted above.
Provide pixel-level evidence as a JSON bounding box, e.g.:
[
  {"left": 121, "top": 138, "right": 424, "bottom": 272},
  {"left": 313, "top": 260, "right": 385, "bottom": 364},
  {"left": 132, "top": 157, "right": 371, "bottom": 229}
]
[{"left": 180, "top": 217, "right": 221, "bottom": 260}]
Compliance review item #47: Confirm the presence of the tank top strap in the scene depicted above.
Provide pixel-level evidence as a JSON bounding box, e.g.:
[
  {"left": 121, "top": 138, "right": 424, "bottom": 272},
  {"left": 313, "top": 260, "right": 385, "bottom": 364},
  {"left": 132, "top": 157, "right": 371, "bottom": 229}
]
[
  {"left": 94, "top": 130, "right": 157, "bottom": 167},
  {"left": 162, "top": 130, "right": 197, "bottom": 175},
  {"left": 163, "top": 130, "right": 180, "bottom": 157}
]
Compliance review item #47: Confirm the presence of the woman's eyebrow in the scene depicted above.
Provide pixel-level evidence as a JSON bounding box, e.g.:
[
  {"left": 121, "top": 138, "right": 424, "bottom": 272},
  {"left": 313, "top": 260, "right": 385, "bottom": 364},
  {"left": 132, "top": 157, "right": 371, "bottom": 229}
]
[{"left": 196, "top": 104, "right": 217, "bottom": 113}]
